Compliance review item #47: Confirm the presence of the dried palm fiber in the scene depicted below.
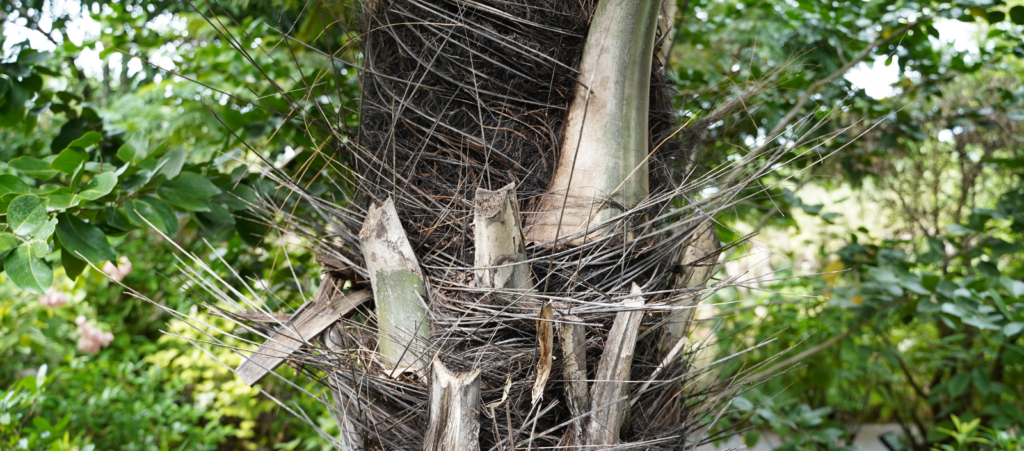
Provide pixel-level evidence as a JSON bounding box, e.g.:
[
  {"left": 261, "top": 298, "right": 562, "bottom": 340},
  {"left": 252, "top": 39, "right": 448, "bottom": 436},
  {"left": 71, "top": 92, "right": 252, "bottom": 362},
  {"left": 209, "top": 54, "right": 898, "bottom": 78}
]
[
  {"left": 154, "top": 0, "right": 796, "bottom": 449},
  {"left": 329, "top": 0, "right": 718, "bottom": 446}
]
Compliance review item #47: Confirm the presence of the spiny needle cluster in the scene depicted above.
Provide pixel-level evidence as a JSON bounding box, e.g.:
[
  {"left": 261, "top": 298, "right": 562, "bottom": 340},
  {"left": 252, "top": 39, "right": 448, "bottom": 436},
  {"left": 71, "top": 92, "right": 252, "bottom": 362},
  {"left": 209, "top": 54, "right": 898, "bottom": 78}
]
[{"left": 147, "top": 0, "right": 815, "bottom": 449}]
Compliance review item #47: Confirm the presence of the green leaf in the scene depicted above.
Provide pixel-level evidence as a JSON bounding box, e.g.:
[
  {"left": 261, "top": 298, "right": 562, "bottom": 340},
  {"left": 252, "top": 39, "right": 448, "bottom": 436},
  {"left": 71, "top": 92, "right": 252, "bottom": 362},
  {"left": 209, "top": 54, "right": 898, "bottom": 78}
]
[
  {"left": 33, "top": 218, "right": 56, "bottom": 242},
  {"left": 218, "top": 183, "right": 257, "bottom": 210},
  {"left": 9, "top": 156, "right": 58, "bottom": 179},
  {"left": 18, "top": 50, "right": 54, "bottom": 64},
  {"left": 61, "top": 246, "right": 87, "bottom": 280},
  {"left": 976, "top": 261, "right": 1000, "bottom": 278},
  {"left": 0, "top": 174, "right": 30, "bottom": 212},
  {"left": 1005, "top": 322, "right": 1024, "bottom": 337},
  {"left": 0, "top": 233, "right": 17, "bottom": 254},
  {"left": 31, "top": 184, "right": 60, "bottom": 195},
  {"left": 116, "top": 132, "right": 149, "bottom": 163},
  {"left": 56, "top": 212, "right": 115, "bottom": 264},
  {"left": 0, "top": 174, "right": 30, "bottom": 196},
  {"left": 986, "top": 10, "right": 1005, "bottom": 23},
  {"left": 69, "top": 160, "right": 86, "bottom": 191},
  {"left": 156, "top": 147, "right": 186, "bottom": 180},
  {"left": 193, "top": 211, "right": 234, "bottom": 241},
  {"left": 943, "top": 224, "right": 972, "bottom": 236},
  {"left": 157, "top": 187, "right": 210, "bottom": 211},
  {"left": 164, "top": 172, "right": 222, "bottom": 199},
  {"left": 743, "top": 432, "right": 760, "bottom": 448},
  {"left": 236, "top": 211, "right": 268, "bottom": 246},
  {"left": 49, "top": 148, "right": 88, "bottom": 174},
  {"left": 157, "top": 172, "right": 222, "bottom": 212},
  {"left": 36, "top": 364, "right": 47, "bottom": 388},
  {"left": 1001, "top": 277, "right": 1024, "bottom": 298},
  {"left": 65, "top": 130, "right": 101, "bottom": 150},
  {"left": 78, "top": 172, "right": 117, "bottom": 200},
  {"left": 102, "top": 206, "right": 135, "bottom": 233},
  {"left": 198, "top": 200, "right": 235, "bottom": 224},
  {"left": 732, "top": 396, "right": 754, "bottom": 411},
  {"left": 83, "top": 162, "right": 117, "bottom": 173},
  {"left": 7, "top": 194, "right": 49, "bottom": 236},
  {"left": 44, "top": 188, "right": 81, "bottom": 210},
  {"left": 4, "top": 243, "right": 53, "bottom": 294},
  {"left": 124, "top": 196, "right": 178, "bottom": 237},
  {"left": 1010, "top": 5, "right": 1024, "bottom": 24},
  {"left": 948, "top": 372, "right": 971, "bottom": 397}
]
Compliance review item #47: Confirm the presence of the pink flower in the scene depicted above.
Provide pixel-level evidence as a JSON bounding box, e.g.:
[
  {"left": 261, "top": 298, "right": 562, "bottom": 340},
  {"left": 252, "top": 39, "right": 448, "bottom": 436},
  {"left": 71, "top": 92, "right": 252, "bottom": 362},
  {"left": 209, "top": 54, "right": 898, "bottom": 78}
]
[
  {"left": 102, "top": 257, "right": 133, "bottom": 282},
  {"left": 38, "top": 289, "right": 68, "bottom": 307},
  {"left": 75, "top": 317, "right": 114, "bottom": 354}
]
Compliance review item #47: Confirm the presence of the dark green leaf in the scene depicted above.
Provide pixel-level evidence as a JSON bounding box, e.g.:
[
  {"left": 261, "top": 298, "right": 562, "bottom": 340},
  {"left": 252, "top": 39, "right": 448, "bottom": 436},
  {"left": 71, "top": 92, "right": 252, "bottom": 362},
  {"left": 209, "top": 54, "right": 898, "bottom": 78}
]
[
  {"left": 0, "top": 174, "right": 30, "bottom": 212},
  {"left": 198, "top": 200, "right": 235, "bottom": 224},
  {"left": 55, "top": 212, "right": 115, "bottom": 264},
  {"left": 157, "top": 187, "right": 210, "bottom": 211},
  {"left": 124, "top": 196, "right": 179, "bottom": 237},
  {"left": 218, "top": 183, "right": 257, "bottom": 210},
  {"left": 163, "top": 172, "right": 222, "bottom": 199},
  {"left": 4, "top": 243, "right": 53, "bottom": 294},
  {"left": 971, "top": 369, "right": 991, "bottom": 395},
  {"left": 800, "top": 203, "right": 824, "bottom": 215},
  {"left": 78, "top": 172, "right": 117, "bottom": 200},
  {"left": 61, "top": 246, "right": 88, "bottom": 280},
  {"left": 193, "top": 212, "right": 235, "bottom": 242},
  {"left": 49, "top": 148, "right": 88, "bottom": 174},
  {"left": 986, "top": 10, "right": 1005, "bottom": 23},
  {"left": 7, "top": 195, "right": 48, "bottom": 236},
  {"left": 976, "top": 261, "right": 1000, "bottom": 278},
  {"left": 236, "top": 211, "right": 268, "bottom": 246},
  {"left": 118, "top": 170, "right": 156, "bottom": 193},
  {"left": 17, "top": 50, "right": 53, "bottom": 64},
  {"left": 744, "top": 432, "right": 761, "bottom": 448},
  {"left": 1010, "top": 5, "right": 1024, "bottom": 24},
  {"left": 948, "top": 372, "right": 971, "bottom": 397},
  {"left": 102, "top": 206, "right": 136, "bottom": 233},
  {"left": 8, "top": 156, "right": 58, "bottom": 179}
]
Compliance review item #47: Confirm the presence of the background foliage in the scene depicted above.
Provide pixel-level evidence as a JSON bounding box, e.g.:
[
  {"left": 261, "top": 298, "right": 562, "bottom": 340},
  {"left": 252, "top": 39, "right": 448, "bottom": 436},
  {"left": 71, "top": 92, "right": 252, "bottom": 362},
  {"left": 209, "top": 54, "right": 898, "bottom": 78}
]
[{"left": 0, "top": 0, "right": 1021, "bottom": 449}]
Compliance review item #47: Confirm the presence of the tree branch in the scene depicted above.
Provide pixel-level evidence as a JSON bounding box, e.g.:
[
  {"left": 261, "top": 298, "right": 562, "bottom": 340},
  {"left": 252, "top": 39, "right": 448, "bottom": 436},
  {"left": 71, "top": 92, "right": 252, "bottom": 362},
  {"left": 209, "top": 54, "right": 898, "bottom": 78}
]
[{"left": 769, "top": 18, "right": 929, "bottom": 138}]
